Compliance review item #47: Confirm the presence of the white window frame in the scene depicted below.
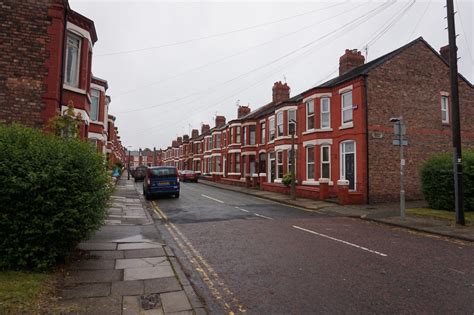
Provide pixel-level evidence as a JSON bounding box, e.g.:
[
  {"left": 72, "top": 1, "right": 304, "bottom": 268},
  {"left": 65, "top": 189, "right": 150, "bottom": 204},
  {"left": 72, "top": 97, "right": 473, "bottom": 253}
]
[
  {"left": 249, "top": 125, "right": 256, "bottom": 145},
  {"left": 90, "top": 89, "right": 100, "bottom": 121},
  {"left": 243, "top": 127, "right": 247, "bottom": 146},
  {"left": 320, "top": 145, "right": 331, "bottom": 179},
  {"left": 276, "top": 151, "right": 283, "bottom": 179},
  {"left": 340, "top": 140, "right": 356, "bottom": 191},
  {"left": 260, "top": 122, "right": 266, "bottom": 144},
  {"left": 321, "top": 98, "right": 331, "bottom": 129},
  {"left": 287, "top": 148, "right": 296, "bottom": 178},
  {"left": 277, "top": 111, "right": 284, "bottom": 137},
  {"left": 306, "top": 146, "right": 315, "bottom": 180},
  {"left": 306, "top": 100, "right": 315, "bottom": 131},
  {"left": 236, "top": 126, "right": 241, "bottom": 144},
  {"left": 288, "top": 109, "right": 296, "bottom": 135},
  {"left": 235, "top": 153, "right": 241, "bottom": 173},
  {"left": 65, "top": 33, "right": 81, "bottom": 87},
  {"left": 341, "top": 91, "right": 353, "bottom": 125},
  {"left": 269, "top": 117, "right": 275, "bottom": 141},
  {"left": 441, "top": 96, "right": 449, "bottom": 124}
]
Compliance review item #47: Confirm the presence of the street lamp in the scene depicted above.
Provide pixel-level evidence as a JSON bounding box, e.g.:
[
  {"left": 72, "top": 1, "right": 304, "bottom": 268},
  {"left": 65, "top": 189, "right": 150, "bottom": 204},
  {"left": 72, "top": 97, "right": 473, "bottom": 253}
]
[
  {"left": 390, "top": 117, "right": 406, "bottom": 219},
  {"left": 289, "top": 119, "right": 296, "bottom": 200}
]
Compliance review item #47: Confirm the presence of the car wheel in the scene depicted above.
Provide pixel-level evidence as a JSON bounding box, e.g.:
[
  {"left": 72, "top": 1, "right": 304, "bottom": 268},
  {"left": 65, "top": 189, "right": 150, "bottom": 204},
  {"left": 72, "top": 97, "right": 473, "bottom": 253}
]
[
  {"left": 175, "top": 192, "right": 180, "bottom": 198},
  {"left": 145, "top": 192, "right": 151, "bottom": 200}
]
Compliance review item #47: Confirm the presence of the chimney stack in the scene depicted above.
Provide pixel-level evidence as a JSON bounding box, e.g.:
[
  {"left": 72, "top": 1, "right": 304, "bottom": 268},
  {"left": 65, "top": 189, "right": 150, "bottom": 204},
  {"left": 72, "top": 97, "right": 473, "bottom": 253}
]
[
  {"left": 177, "top": 137, "right": 182, "bottom": 145},
  {"left": 439, "top": 45, "right": 450, "bottom": 64},
  {"left": 201, "top": 124, "right": 210, "bottom": 135},
  {"left": 183, "top": 134, "right": 189, "bottom": 142},
  {"left": 215, "top": 115, "right": 226, "bottom": 127},
  {"left": 171, "top": 140, "right": 178, "bottom": 147},
  {"left": 272, "top": 81, "right": 290, "bottom": 104},
  {"left": 339, "top": 49, "right": 365, "bottom": 76},
  {"left": 237, "top": 105, "right": 251, "bottom": 118},
  {"left": 191, "top": 129, "right": 199, "bottom": 138}
]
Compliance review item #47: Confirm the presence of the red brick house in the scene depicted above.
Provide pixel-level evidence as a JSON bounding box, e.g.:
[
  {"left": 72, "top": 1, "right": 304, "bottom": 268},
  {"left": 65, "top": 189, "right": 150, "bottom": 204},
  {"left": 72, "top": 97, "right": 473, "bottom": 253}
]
[
  {"left": 88, "top": 76, "right": 109, "bottom": 153},
  {"left": 160, "top": 37, "right": 474, "bottom": 204}
]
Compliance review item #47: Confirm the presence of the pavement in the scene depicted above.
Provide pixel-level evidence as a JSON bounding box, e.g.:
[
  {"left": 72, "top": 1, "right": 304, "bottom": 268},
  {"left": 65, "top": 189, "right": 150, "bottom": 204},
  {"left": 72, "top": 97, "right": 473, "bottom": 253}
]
[
  {"left": 198, "top": 179, "right": 474, "bottom": 242},
  {"left": 57, "top": 177, "right": 206, "bottom": 315}
]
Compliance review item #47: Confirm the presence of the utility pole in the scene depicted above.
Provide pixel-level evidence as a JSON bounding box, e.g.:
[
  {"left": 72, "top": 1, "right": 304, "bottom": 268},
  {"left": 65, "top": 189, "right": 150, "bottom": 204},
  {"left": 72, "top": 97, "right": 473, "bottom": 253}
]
[
  {"left": 290, "top": 120, "right": 296, "bottom": 200},
  {"left": 446, "top": 0, "right": 464, "bottom": 225},
  {"left": 127, "top": 149, "right": 131, "bottom": 180},
  {"left": 153, "top": 147, "right": 157, "bottom": 166}
]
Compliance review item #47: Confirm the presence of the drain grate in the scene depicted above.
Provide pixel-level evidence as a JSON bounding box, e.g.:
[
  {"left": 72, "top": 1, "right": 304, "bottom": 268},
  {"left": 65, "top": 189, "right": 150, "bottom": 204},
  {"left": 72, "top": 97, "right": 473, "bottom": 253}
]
[{"left": 140, "top": 293, "right": 162, "bottom": 310}]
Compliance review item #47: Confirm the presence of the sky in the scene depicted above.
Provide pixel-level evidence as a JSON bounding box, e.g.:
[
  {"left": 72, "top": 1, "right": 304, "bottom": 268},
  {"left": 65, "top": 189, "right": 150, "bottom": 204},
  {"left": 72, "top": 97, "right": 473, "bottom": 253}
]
[{"left": 69, "top": 0, "right": 473, "bottom": 151}]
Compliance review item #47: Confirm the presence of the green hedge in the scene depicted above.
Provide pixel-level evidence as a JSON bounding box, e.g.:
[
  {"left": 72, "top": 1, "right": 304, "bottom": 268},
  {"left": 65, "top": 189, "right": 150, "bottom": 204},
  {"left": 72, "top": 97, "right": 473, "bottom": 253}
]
[
  {"left": 0, "top": 125, "right": 111, "bottom": 270},
  {"left": 421, "top": 151, "right": 474, "bottom": 212}
]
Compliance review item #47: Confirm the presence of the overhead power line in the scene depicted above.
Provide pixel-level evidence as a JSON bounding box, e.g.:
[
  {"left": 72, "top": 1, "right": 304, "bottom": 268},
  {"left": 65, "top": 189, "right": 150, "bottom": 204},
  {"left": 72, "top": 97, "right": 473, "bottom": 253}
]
[
  {"left": 116, "top": 1, "right": 393, "bottom": 115},
  {"left": 96, "top": 2, "right": 347, "bottom": 57}
]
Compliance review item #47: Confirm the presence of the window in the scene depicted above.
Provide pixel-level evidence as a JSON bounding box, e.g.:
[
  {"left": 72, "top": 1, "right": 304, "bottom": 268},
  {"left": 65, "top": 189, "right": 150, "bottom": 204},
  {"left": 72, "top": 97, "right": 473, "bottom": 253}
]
[
  {"left": 341, "top": 91, "right": 353, "bottom": 124},
  {"left": 288, "top": 109, "right": 296, "bottom": 135},
  {"left": 207, "top": 158, "right": 211, "bottom": 173},
  {"left": 230, "top": 128, "right": 234, "bottom": 144},
  {"left": 243, "top": 127, "right": 247, "bottom": 146},
  {"left": 277, "top": 111, "right": 284, "bottom": 137},
  {"left": 216, "top": 134, "right": 221, "bottom": 148},
  {"left": 236, "top": 127, "right": 241, "bottom": 144},
  {"left": 90, "top": 89, "right": 100, "bottom": 121},
  {"left": 249, "top": 155, "right": 256, "bottom": 174},
  {"left": 223, "top": 132, "right": 226, "bottom": 146},
  {"left": 260, "top": 122, "right": 266, "bottom": 144},
  {"left": 269, "top": 117, "right": 275, "bottom": 141},
  {"left": 288, "top": 149, "right": 296, "bottom": 177},
  {"left": 340, "top": 141, "right": 356, "bottom": 190},
  {"left": 216, "top": 157, "right": 221, "bottom": 172},
  {"left": 65, "top": 33, "right": 81, "bottom": 87},
  {"left": 277, "top": 151, "right": 283, "bottom": 179},
  {"left": 306, "top": 100, "right": 314, "bottom": 130},
  {"left": 441, "top": 96, "right": 449, "bottom": 123},
  {"left": 321, "top": 145, "right": 331, "bottom": 179},
  {"left": 321, "top": 98, "right": 330, "bottom": 129},
  {"left": 259, "top": 153, "right": 266, "bottom": 173},
  {"left": 249, "top": 125, "right": 256, "bottom": 145},
  {"left": 235, "top": 153, "right": 241, "bottom": 173},
  {"left": 209, "top": 137, "right": 213, "bottom": 150},
  {"left": 306, "top": 146, "right": 315, "bottom": 180}
]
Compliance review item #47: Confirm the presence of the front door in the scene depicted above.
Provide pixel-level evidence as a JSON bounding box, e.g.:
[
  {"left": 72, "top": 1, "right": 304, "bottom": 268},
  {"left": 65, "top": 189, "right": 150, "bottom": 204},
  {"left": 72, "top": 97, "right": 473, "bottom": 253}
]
[{"left": 341, "top": 141, "right": 356, "bottom": 190}]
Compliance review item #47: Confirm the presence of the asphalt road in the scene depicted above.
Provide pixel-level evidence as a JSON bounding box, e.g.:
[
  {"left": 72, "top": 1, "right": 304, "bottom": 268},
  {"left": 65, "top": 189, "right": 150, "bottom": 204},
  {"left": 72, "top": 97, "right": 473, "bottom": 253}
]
[{"left": 136, "top": 181, "right": 474, "bottom": 314}]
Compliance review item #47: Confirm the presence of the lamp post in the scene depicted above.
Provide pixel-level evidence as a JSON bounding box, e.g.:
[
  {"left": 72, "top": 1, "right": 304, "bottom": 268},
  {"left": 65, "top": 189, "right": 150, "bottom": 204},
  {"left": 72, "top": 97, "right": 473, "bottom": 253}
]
[
  {"left": 289, "top": 119, "right": 296, "bottom": 200},
  {"left": 390, "top": 117, "right": 406, "bottom": 219}
]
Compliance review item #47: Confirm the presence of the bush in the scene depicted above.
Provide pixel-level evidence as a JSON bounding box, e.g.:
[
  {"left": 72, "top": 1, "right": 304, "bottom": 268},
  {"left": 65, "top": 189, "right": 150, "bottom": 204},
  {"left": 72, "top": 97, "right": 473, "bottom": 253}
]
[
  {"left": 421, "top": 151, "right": 474, "bottom": 212},
  {"left": 282, "top": 173, "right": 293, "bottom": 187},
  {"left": 0, "top": 125, "right": 111, "bottom": 270}
]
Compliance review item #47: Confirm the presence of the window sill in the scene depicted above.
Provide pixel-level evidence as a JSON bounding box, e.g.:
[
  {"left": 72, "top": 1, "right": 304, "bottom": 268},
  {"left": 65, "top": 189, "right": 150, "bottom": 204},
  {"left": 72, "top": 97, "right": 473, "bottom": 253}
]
[
  {"left": 339, "top": 123, "right": 353, "bottom": 130},
  {"left": 63, "top": 84, "right": 87, "bottom": 95},
  {"left": 302, "top": 180, "right": 319, "bottom": 186},
  {"left": 274, "top": 179, "right": 283, "bottom": 184}
]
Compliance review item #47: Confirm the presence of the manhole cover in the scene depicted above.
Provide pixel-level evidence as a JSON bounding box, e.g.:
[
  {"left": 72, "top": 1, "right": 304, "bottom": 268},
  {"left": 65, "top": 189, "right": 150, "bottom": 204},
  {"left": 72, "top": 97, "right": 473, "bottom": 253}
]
[{"left": 140, "top": 293, "right": 161, "bottom": 310}]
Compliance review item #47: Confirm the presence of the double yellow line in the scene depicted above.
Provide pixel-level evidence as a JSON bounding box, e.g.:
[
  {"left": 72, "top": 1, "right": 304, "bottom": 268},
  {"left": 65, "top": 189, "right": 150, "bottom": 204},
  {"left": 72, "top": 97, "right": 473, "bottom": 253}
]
[{"left": 151, "top": 201, "right": 246, "bottom": 314}]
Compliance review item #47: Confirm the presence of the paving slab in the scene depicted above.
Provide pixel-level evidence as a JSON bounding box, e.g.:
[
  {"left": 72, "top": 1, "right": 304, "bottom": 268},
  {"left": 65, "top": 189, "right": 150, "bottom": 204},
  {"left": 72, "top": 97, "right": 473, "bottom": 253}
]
[
  {"left": 60, "top": 283, "right": 111, "bottom": 299},
  {"left": 160, "top": 291, "right": 192, "bottom": 313},
  {"left": 69, "top": 259, "right": 115, "bottom": 270},
  {"left": 124, "top": 266, "right": 175, "bottom": 281},
  {"left": 61, "top": 295, "right": 122, "bottom": 315},
  {"left": 142, "top": 308, "right": 164, "bottom": 315},
  {"left": 88, "top": 250, "right": 124, "bottom": 260},
  {"left": 144, "top": 277, "right": 182, "bottom": 294},
  {"left": 123, "top": 295, "right": 141, "bottom": 315},
  {"left": 118, "top": 242, "right": 163, "bottom": 250},
  {"left": 78, "top": 242, "right": 117, "bottom": 251},
  {"left": 167, "top": 311, "right": 193, "bottom": 315},
  {"left": 183, "top": 285, "right": 204, "bottom": 309},
  {"left": 116, "top": 257, "right": 170, "bottom": 269},
  {"left": 65, "top": 269, "right": 123, "bottom": 284},
  {"left": 124, "top": 248, "right": 166, "bottom": 259},
  {"left": 111, "top": 280, "right": 144, "bottom": 296}
]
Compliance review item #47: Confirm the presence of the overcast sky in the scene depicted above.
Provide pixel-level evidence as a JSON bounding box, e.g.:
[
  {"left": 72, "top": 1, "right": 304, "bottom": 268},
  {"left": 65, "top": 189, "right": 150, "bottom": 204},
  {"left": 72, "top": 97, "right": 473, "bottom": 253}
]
[{"left": 69, "top": 0, "right": 473, "bottom": 151}]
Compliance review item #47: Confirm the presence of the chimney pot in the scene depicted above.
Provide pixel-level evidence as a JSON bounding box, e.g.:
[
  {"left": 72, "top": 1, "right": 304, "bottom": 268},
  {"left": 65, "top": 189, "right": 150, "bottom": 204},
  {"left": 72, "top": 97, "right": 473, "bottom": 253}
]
[
  {"left": 272, "top": 81, "right": 290, "bottom": 103},
  {"left": 237, "top": 106, "right": 251, "bottom": 118},
  {"left": 201, "top": 124, "right": 210, "bottom": 135},
  {"left": 215, "top": 115, "right": 226, "bottom": 127},
  {"left": 339, "top": 49, "right": 365, "bottom": 76},
  {"left": 191, "top": 129, "right": 199, "bottom": 138}
]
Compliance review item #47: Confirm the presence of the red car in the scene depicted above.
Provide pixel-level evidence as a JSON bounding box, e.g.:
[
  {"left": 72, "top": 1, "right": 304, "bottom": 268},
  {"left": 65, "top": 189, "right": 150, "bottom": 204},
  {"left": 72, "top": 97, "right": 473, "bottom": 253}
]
[{"left": 179, "top": 170, "right": 198, "bottom": 183}]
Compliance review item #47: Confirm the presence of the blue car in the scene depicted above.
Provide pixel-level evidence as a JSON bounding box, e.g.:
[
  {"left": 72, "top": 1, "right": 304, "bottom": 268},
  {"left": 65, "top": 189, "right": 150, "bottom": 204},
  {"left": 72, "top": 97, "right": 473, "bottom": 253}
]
[{"left": 143, "top": 166, "right": 180, "bottom": 200}]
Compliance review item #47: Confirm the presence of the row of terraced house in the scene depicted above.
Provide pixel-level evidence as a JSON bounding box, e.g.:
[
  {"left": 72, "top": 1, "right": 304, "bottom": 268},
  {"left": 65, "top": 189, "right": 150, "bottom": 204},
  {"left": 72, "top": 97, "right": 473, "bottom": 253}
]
[
  {"left": 159, "top": 37, "right": 474, "bottom": 204},
  {"left": 0, "top": 0, "right": 125, "bottom": 166}
]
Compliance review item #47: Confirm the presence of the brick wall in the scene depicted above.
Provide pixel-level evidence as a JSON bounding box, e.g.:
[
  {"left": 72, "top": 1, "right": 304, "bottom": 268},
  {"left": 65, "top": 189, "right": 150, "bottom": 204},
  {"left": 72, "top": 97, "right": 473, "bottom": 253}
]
[
  {"left": 367, "top": 41, "right": 474, "bottom": 202},
  {"left": 0, "top": 1, "right": 65, "bottom": 128}
]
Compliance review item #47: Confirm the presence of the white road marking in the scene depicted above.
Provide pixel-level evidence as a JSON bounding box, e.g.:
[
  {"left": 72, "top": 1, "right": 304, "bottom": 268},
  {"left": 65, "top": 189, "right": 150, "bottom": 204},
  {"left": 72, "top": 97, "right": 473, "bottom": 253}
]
[
  {"left": 234, "top": 207, "right": 250, "bottom": 213},
  {"left": 201, "top": 194, "right": 225, "bottom": 204},
  {"left": 293, "top": 225, "right": 388, "bottom": 257},
  {"left": 254, "top": 213, "right": 274, "bottom": 220}
]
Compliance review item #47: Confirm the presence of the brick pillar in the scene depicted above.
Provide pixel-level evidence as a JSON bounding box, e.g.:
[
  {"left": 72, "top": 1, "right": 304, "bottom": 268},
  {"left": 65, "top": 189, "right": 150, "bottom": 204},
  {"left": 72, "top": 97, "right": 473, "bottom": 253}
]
[
  {"left": 337, "top": 180, "right": 350, "bottom": 205},
  {"left": 319, "top": 178, "right": 329, "bottom": 200}
]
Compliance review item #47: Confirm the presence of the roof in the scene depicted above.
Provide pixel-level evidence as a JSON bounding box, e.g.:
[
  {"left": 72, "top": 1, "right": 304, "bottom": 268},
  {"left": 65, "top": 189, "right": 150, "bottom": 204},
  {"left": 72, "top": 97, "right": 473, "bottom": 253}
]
[{"left": 314, "top": 36, "right": 473, "bottom": 90}]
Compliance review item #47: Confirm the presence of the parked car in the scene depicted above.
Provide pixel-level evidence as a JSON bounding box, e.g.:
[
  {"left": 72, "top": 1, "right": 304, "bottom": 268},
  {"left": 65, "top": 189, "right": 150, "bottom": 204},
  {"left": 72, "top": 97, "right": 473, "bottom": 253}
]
[
  {"left": 179, "top": 170, "right": 198, "bottom": 183},
  {"left": 143, "top": 166, "right": 180, "bottom": 199},
  {"left": 129, "top": 166, "right": 136, "bottom": 177},
  {"left": 134, "top": 165, "right": 147, "bottom": 182}
]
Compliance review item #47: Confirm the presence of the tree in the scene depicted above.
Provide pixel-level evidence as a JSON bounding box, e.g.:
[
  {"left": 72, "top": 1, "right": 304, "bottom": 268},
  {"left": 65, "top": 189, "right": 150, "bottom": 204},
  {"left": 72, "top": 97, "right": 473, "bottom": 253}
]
[{"left": 47, "top": 101, "right": 83, "bottom": 139}]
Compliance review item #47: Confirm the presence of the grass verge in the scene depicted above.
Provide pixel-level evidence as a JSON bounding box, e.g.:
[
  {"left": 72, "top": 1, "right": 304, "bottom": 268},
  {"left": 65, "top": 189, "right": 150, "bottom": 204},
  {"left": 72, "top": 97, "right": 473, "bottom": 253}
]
[
  {"left": 407, "top": 208, "right": 473, "bottom": 225},
  {"left": 0, "top": 271, "right": 55, "bottom": 314}
]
